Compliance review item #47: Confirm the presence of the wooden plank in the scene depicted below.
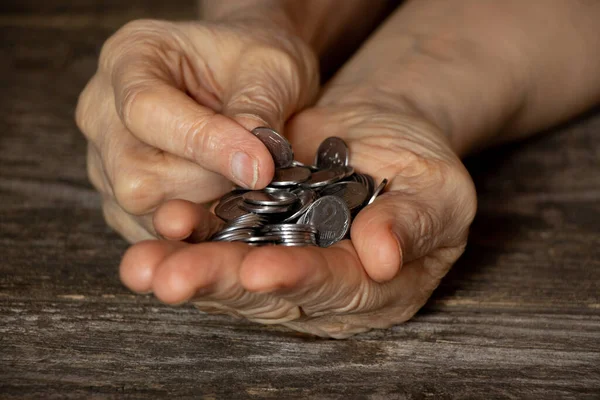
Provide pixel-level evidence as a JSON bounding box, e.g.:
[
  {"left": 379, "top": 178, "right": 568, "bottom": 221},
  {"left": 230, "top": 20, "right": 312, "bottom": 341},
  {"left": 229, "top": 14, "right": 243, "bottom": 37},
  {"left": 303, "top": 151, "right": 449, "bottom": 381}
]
[{"left": 0, "top": 1, "right": 598, "bottom": 398}]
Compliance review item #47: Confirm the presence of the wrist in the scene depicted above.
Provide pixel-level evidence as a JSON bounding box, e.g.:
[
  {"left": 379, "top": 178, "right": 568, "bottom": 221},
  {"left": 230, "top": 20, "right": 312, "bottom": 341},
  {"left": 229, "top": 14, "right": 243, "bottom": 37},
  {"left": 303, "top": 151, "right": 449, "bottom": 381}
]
[
  {"left": 199, "top": 0, "right": 394, "bottom": 64},
  {"left": 321, "top": 32, "right": 527, "bottom": 158},
  {"left": 199, "top": 1, "right": 306, "bottom": 44}
]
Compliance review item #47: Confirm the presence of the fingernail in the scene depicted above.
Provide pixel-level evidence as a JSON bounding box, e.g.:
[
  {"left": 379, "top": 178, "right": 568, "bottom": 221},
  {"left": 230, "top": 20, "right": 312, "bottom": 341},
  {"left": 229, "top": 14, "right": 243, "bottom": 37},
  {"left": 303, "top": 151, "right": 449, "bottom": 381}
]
[{"left": 231, "top": 152, "right": 258, "bottom": 188}]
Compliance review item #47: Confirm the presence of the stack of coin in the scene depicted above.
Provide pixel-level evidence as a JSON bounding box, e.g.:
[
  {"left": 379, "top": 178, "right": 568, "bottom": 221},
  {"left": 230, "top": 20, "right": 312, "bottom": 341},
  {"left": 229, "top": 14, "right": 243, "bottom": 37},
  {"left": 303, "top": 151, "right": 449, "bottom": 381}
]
[{"left": 211, "top": 127, "right": 388, "bottom": 247}]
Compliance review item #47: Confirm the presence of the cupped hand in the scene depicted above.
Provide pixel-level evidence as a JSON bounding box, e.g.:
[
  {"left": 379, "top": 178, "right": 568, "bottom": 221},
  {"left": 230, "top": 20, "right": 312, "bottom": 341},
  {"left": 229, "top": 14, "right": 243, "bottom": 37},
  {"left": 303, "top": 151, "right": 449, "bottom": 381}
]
[
  {"left": 119, "top": 81, "right": 477, "bottom": 337},
  {"left": 75, "top": 18, "right": 319, "bottom": 243}
]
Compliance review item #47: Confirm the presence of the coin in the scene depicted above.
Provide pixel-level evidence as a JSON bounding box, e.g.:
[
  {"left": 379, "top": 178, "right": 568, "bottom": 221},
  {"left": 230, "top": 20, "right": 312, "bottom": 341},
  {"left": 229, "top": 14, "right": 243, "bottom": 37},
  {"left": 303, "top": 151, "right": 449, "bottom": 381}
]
[
  {"left": 297, "top": 195, "right": 351, "bottom": 247},
  {"left": 367, "top": 178, "right": 389, "bottom": 205},
  {"left": 269, "top": 166, "right": 311, "bottom": 187},
  {"left": 352, "top": 173, "right": 375, "bottom": 198},
  {"left": 281, "top": 188, "right": 317, "bottom": 222},
  {"left": 214, "top": 194, "right": 248, "bottom": 222},
  {"left": 244, "top": 236, "right": 279, "bottom": 245},
  {"left": 212, "top": 228, "right": 255, "bottom": 241},
  {"left": 319, "top": 181, "right": 369, "bottom": 211},
  {"left": 242, "top": 190, "right": 298, "bottom": 206},
  {"left": 315, "top": 137, "right": 349, "bottom": 169},
  {"left": 300, "top": 166, "right": 347, "bottom": 189},
  {"left": 240, "top": 202, "right": 292, "bottom": 214},
  {"left": 261, "top": 223, "right": 318, "bottom": 234},
  {"left": 251, "top": 127, "right": 294, "bottom": 168},
  {"left": 210, "top": 134, "right": 385, "bottom": 247}
]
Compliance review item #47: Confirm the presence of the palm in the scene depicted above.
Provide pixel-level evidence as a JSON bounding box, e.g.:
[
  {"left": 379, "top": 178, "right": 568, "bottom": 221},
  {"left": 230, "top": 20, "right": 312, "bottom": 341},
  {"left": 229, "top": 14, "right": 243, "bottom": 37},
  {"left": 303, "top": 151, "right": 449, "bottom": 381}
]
[{"left": 120, "top": 101, "right": 476, "bottom": 338}]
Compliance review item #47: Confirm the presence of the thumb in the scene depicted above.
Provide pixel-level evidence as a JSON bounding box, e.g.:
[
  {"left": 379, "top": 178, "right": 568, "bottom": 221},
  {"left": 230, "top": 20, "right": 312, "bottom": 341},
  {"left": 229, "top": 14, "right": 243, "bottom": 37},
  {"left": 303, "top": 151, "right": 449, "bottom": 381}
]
[
  {"left": 221, "top": 46, "right": 319, "bottom": 134},
  {"left": 351, "top": 174, "right": 476, "bottom": 283}
]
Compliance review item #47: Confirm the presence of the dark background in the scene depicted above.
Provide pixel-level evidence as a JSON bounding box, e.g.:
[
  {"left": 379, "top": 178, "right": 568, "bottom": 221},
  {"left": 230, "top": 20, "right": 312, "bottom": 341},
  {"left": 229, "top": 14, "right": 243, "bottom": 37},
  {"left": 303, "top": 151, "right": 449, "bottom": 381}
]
[{"left": 0, "top": 1, "right": 599, "bottom": 398}]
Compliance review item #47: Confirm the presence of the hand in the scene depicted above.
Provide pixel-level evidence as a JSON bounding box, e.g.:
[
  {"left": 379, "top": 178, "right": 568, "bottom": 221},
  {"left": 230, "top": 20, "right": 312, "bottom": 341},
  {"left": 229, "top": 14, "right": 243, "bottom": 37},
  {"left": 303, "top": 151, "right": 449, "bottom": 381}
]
[
  {"left": 118, "top": 81, "right": 477, "bottom": 337},
  {"left": 75, "top": 18, "right": 319, "bottom": 243}
]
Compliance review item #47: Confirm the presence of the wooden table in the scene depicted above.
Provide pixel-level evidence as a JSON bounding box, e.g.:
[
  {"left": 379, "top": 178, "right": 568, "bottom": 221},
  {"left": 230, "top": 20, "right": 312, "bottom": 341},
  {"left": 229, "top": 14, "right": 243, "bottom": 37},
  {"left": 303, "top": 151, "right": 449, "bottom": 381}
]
[{"left": 1, "top": 1, "right": 599, "bottom": 398}]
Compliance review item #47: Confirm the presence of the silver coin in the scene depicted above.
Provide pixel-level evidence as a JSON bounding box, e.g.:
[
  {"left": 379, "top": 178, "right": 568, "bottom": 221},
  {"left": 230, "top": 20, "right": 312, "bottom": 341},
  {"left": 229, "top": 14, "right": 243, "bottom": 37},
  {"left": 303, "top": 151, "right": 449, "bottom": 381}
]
[
  {"left": 262, "top": 232, "right": 316, "bottom": 239},
  {"left": 227, "top": 213, "right": 267, "bottom": 226},
  {"left": 261, "top": 223, "right": 318, "bottom": 234},
  {"left": 240, "top": 202, "right": 292, "bottom": 214},
  {"left": 297, "top": 195, "right": 351, "bottom": 247},
  {"left": 242, "top": 190, "right": 298, "bottom": 206},
  {"left": 367, "top": 178, "right": 389, "bottom": 205},
  {"left": 243, "top": 236, "right": 279, "bottom": 244},
  {"left": 341, "top": 165, "right": 355, "bottom": 178},
  {"left": 264, "top": 186, "right": 290, "bottom": 193},
  {"left": 353, "top": 173, "right": 375, "bottom": 197},
  {"left": 223, "top": 219, "right": 266, "bottom": 232},
  {"left": 319, "top": 181, "right": 369, "bottom": 211},
  {"left": 217, "top": 224, "right": 256, "bottom": 235},
  {"left": 300, "top": 166, "right": 347, "bottom": 189},
  {"left": 252, "top": 127, "right": 294, "bottom": 168},
  {"left": 269, "top": 166, "right": 311, "bottom": 187},
  {"left": 281, "top": 188, "right": 318, "bottom": 222},
  {"left": 214, "top": 194, "right": 248, "bottom": 222},
  {"left": 315, "top": 137, "right": 349, "bottom": 169},
  {"left": 279, "top": 242, "right": 314, "bottom": 247},
  {"left": 212, "top": 228, "right": 255, "bottom": 241}
]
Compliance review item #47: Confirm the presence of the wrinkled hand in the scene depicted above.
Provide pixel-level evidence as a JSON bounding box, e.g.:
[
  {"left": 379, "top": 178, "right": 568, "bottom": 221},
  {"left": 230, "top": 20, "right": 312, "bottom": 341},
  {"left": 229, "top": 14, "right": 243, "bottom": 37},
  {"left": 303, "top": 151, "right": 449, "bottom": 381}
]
[
  {"left": 119, "top": 80, "right": 477, "bottom": 337},
  {"left": 75, "top": 18, "right": 318, "bottom": 242}
]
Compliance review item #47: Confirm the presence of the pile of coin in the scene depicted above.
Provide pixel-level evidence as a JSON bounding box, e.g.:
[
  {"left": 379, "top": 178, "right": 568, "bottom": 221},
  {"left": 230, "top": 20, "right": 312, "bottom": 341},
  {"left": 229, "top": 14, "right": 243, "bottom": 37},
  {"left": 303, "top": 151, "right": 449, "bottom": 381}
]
[{"left": 211, "top": 127, "right": 387, "bottom": 247}]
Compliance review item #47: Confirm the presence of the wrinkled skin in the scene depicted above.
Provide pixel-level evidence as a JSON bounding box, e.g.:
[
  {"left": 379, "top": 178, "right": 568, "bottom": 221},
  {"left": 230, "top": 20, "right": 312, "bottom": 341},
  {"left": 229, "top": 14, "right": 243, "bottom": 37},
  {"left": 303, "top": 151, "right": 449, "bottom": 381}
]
[
  {"left": 77, "top": 20, "right": 477, "bottom": 338},
  {"left": 76, "top": 19, "right": 319, "bottom": 242}
]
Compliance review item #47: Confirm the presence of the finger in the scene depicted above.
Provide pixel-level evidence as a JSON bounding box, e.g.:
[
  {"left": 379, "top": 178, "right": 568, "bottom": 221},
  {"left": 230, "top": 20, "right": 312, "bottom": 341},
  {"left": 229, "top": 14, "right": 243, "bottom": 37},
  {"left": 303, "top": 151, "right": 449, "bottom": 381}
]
[
  {"left": 285, "top": 106, "right": 346, "bottom": 165},
  {"left": 221, "top": 45, "right": 319, "bottom": 133},
  {"left": 120, "top": 240, "right": 185, "bottom": 294},
  {"left": 153, "top": 199, "right": 224, "bottom": 242},
  {"left": 282, "top": 253, "right": 453, "bottom": 339},
  {"left": 350, "top": 191, "right": 445, "bottom": 283},
  {"left": 151, "top": 243, "right": 300, "bottom": 323},
  {"left": 76, "top": 74, "right": 114, "bottom": 142},
  {"left": 102, "top": 199, "right": 155, "bottom": 243},
  {"left": 99, "top": 121, "right": 231, "bottom": 216},
  {"left": 86, "top": 142, "right": 111, "bottom": 196},
  {"left": 111, "top": 58, "right": 274, "bottom": 189},
  {"left": 152, "top": 242, "right": 251, "bottom": 304},
  {"left": 90, "top": 143, "right": 158, "bottom": 241},
  {"left": 239, "top": 241, "right": 385, "bottom": 317}
]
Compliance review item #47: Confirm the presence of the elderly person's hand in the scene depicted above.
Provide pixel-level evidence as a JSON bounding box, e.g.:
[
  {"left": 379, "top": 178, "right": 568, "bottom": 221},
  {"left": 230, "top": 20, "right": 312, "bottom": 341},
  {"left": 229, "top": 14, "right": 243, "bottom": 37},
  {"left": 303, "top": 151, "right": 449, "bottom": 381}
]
[
  {"left": 119, "top": 0, "right": 600, "bottom": 338},
  {"left": 117, "top": 80, "right": 476, "bottom": 339},
  {"left": 75, "top": 18, "right": 319, "bottom": 243}
]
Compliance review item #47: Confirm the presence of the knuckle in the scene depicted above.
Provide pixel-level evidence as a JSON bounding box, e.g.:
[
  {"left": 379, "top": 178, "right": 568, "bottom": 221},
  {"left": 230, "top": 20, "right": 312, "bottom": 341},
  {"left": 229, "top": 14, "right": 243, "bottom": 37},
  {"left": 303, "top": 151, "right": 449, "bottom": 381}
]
[
  {"left": 86, "top": 147, "right": 106, "bottom": 193},
  {"left": 234, "top": 45, "right": 304, "bottom": 107},
  {"left": 101, "top": 200, "right": 121, "bottom": 233},
  {"left": 180, "top": 116, "right": 218, "bottom": 162},
  {"left": 99, "top": 19, "right": 169, "bottom": 72},
  {"left": 397, "top": 199, "right": 440, "bottom": 254},
  {"left": 451, "top": 165, "right": 478, "bottom": 225},
  {"left": 118, "top": 83, "right": 154, "bottom": 128},
  {"left": 396, "top": 149, "right": 447, "bottom": 182},
  {"left": 75, "top": 77, "right": 102, "bottom": 137},
  {"left": 112, "top": 168, "right": 163, "bottom": 215},
  {"left": 74, "top": 92, "right": 90, "bottom": 135}
]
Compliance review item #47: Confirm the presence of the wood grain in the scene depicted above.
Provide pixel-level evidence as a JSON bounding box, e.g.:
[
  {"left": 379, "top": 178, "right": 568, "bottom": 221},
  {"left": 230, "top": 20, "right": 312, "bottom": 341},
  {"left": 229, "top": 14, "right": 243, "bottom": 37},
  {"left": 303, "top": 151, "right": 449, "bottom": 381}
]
[{"left": 0, "top": 1, "right": 598, "bottom": 398}]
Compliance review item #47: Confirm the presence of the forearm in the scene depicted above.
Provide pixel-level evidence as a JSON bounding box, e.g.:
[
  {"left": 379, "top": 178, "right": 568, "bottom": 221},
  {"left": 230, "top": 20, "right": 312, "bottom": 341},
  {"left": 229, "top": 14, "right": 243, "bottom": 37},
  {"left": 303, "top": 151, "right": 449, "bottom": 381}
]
[
  {"left": 199, "top": 0, "right": 395, "bottom": 76},
  {"left": 323, "top": 0, "right": 600, "bottom": 156}
]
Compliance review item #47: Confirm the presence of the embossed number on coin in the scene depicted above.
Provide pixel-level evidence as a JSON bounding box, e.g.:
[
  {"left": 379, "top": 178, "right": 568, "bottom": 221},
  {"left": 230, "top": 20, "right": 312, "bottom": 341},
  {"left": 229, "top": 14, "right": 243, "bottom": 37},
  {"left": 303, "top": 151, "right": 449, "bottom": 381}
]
[{"left": 298, "top": 195, "right": 351, "bottom": 247}]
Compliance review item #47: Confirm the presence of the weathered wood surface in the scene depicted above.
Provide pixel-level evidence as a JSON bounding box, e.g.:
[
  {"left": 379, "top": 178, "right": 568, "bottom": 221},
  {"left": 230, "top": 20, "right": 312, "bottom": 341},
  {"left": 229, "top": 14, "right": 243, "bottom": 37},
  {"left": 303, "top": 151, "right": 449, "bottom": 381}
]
[{"left": 0, "top": 1, "right": 599, "bottom": 398}]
